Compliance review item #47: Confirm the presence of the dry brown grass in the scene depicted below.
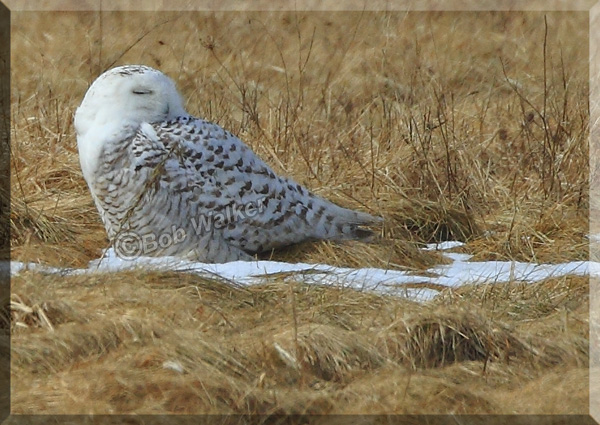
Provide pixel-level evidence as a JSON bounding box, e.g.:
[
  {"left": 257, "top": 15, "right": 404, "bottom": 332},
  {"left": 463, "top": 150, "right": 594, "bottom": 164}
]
[
  {"left": 7, "top": 9, "right": 590, "bottom": 416},
  {"left": 7, "top": 271, "right": 589, "bottom": 416}
]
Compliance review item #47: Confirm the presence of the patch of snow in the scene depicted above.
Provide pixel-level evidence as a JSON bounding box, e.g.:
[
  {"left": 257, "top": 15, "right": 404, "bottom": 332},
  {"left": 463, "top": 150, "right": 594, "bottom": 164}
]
[
  {"left": 424, "top": 241, "right": 465, "bottom": 251},
  {"left": 9, "top": 245, "right": 594, "bottom": 303}
]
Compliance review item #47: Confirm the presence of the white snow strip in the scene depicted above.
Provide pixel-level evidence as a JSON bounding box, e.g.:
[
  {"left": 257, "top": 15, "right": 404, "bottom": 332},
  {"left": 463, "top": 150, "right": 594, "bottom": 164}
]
[
  {"left": 424, "top": 241, "right": 465, "bottom": 251},
  {"left": 7, "top": 245, "right": 595, "bottom": 302},
  {"left": 589, "top": 261, "right": 600, "bottom": 278},
  {"left": 430, "top": 259, "right": 589, "bottom": 287}
]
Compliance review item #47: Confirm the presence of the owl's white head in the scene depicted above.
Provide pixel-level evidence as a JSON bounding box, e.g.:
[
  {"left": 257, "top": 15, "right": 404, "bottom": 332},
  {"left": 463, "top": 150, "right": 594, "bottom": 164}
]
[
  {"left": 75, "top": 65, "right": 188, "bottom": 181},
  {"left": 75, "top": 65, "right": 187, "bottom": 137}
]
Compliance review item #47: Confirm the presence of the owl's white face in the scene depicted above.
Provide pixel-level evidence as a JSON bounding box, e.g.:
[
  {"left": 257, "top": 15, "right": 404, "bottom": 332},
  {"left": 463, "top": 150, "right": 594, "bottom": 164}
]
[
  {"left": 74, "top": 65, "right": 187, "bottom": 138},
  {"left": 75, "top": 65, "right": 188, "bottom": 182}
]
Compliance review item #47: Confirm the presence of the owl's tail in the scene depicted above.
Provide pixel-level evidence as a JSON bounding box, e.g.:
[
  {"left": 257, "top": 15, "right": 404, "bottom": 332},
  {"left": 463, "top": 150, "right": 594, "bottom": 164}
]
[
  {"left": 307, "top": 197, "right": 382, "bottom": 243},
  {"left": 329, "top": 207, "right": 383, "bottom": 242}
]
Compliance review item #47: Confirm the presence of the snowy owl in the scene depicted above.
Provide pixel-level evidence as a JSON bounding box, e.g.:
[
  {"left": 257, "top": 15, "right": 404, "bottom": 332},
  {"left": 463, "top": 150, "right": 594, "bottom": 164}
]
[{"left": 75, "top": 64, "right": 381, "bottom": 263}]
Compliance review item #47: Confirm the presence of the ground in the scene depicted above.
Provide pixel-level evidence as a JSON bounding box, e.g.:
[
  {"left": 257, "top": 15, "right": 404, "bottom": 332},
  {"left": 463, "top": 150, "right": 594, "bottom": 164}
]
[{"left": 4, "top": 8, "right": 592, "bottom": 419}]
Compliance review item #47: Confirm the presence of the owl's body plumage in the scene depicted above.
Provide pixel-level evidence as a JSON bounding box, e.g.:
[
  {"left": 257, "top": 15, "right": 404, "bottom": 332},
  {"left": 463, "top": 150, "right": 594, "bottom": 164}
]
[{"left": 75, "top": 65, "right": 381, "bottom": 263}]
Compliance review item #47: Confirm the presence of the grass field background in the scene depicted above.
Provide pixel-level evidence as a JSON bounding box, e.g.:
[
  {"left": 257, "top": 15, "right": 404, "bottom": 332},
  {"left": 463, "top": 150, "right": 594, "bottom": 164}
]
[{"left": 6, "top": 9, "right": 591, "bottom": 417}]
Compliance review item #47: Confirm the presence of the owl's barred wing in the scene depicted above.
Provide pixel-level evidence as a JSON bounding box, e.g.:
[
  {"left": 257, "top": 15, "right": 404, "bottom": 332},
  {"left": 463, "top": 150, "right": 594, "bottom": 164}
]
[
  {"left": 132, "top": 116, "right": 382, "bottom": 254},
  {"left": 149, "top": 116, "right": 284, "bottom": 212}
]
